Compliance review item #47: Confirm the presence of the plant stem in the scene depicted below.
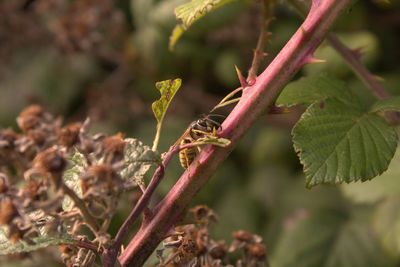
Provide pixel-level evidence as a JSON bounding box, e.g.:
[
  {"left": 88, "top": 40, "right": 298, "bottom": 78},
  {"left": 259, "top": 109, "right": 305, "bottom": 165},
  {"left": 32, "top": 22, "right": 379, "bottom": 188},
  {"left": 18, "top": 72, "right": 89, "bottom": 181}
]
[{"left": 119, "top": 1, "right": 351, "bottom": 266}]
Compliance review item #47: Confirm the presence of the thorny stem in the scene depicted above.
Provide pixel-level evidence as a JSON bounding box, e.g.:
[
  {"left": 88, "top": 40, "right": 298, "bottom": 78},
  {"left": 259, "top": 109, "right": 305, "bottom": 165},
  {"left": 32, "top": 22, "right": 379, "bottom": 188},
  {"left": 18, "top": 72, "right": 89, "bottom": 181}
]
[
  {"left": 119, "top": 0, "right": 352, "bottom": 266},
  {"left": 287, "top": 0, "right": 393, "bottom": 101},
  {"left": 247, "top": 0, "right": 273, "bottom": 82},
  {"left": 61, "top": 183, "right": 100, "bottom": 234},
  {"left": 102, "top": 141, "right": 209, "bottom": 266}
]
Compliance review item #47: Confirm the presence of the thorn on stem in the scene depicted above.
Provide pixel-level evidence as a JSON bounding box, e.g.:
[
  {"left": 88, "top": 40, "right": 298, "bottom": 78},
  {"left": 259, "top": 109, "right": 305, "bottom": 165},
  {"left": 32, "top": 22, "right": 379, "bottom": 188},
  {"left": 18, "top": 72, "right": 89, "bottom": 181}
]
[
  {"left": 235, "top": 65, "right": 248, "bottom": 88},
  {"left": 299, "top": 54, "right": 325, "bottom": 67}
]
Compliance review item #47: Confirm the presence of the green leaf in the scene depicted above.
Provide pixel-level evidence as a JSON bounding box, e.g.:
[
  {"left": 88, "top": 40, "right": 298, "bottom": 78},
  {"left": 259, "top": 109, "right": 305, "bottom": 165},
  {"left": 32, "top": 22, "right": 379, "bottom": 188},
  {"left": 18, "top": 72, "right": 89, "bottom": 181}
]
[
  {"left": 169, "top": 0, "right": 236, "bottom": 50},
  {"left": 152, "top": 79, "right": 181, "bottom": 124},
  {"left": 0, "top": 220, "right": 74, "bottom": 255},
  {"left": 271, "top": 210, "right": 394, "bottom": 267},
  {"left": 276, "top": 73, "right": 354, "bottom": 107},
  {"left": 373, "top": 197, "right": 400, "bottom": 259},
  {"left": 120, "top": 138, "right": 161, "bottom": 188},
  {"left": 292, "top": 98, "right": 398, "bottom": 188},
  {"left": 341, "top": 147, "right": 400, "bottom": 204},
  {"left": 370, "top": 96, "right": 400, "bottom": 113},
  {"left": 62, "top": 150, "right": 87, "bottom": 211}
]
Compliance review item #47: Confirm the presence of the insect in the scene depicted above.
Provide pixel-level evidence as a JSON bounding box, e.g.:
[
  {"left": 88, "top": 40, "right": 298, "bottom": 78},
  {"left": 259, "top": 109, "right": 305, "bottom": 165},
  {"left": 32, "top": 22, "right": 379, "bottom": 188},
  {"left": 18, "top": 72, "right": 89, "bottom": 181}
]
[{"left": 178, "top": 114, "right": 225, "bottom": 169}]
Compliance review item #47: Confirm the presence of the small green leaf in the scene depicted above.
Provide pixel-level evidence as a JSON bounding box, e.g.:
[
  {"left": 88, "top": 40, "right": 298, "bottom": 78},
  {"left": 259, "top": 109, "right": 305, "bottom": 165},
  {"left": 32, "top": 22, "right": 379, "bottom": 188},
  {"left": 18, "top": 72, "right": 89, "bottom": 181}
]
[
  {"left": 0, "top": 226, "right": 74, "bottom": 255},
  {"left": 62, "top": 151, "right": 87, "bottom": 211},
  {"left": 342, "top": 147, "right": 400, "bottom": 204},
  {"left": 152, "top": 79, "right": 181, "bottom": 124},
  {"left": 293, "top": 98, "right": 398, "bottom": 188},
  {"left": 276, "top": 73, "right": 354, "bottom": 107},
  {"left": 120, "top": 138, "right": 161, "bottom": 188},
  {"left": 195, "top": 136, "right": 231, "bottom": 147},
  {"left": 272, "top": 210, "right": 394, "bottom": 267},
  {"left": 370, "top": 96, "right": 400, "bottom": 113},
  {"left": 169, "top": 0, "right": 236, "bottom": 50}
]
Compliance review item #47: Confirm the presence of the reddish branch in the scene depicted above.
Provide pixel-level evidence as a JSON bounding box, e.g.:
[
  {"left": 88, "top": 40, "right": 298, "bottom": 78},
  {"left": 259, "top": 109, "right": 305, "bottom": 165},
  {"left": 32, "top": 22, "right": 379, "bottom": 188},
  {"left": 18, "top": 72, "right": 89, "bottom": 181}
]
[{"left": 117, "top": 0, "right": 352, "bottom": 266}]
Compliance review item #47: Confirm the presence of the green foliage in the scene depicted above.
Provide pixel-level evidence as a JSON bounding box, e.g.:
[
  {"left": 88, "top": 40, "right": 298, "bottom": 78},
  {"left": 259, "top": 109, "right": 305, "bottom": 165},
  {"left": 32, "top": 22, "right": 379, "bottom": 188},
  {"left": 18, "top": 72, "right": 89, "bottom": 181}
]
[
  {"left": 121, "top": 138, "right": 160, "bottom": 188},
  {"left": 276, "top": 73, "right": 354, "bottom": 107},
  {"left": 370, "top": 96, "right": 400, "bottom": 112},
  {"left": 293, "top": 98, "right": 397, "bottom": 187},
  {"left": 152, "top": 79, "right": 182, "bottom": 124},
  {"left": 0, "top": 226, "right": 74, "bottom": 255},
  {"left": 62, "top": 151, "right": 87, "bottom": 211},
  {"left": 169, "top": 0, "right": 236, "bottom": 49},
  {"left": 152, "top": 78, "right": 182, "bottom": 150},
  {"left": 271, "top": 210, "right": 394, "bottom": 267}
]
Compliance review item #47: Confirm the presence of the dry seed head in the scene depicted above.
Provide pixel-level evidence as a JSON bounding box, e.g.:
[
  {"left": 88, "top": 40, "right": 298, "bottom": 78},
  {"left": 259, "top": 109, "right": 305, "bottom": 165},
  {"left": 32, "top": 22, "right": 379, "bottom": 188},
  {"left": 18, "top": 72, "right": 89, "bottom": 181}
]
[
  {"left": 209, "top": 243, "right": 227, "bottom": 260},
  {"left": 33, "top": 147, "right": 66, "bottom": 174},
  {"left": 0, "top": 197, "right": 18, "bottom": 225},
  {"left": 0, "top": 174, "right": 8, "bottom": 193},
  {"left": 80, "top": 164, "right": 119, "bottom": 194},
  {"left": 17, "top": 105, "right": 44, "bottom": 133},
  {"left": 0, "top": 128, "right": 18, "bottom": 149},
  {"left": 58, "top": 122, "right": 81, "bottom": 147},
  {"left": 232, "top": 230, "right": 254, "bottom": 243},
  {"left": 101, "top": 133, "right": 125, "bottom": 162},
  {"left": 246, "top": 243, "right": 267, "bottom": 261}
]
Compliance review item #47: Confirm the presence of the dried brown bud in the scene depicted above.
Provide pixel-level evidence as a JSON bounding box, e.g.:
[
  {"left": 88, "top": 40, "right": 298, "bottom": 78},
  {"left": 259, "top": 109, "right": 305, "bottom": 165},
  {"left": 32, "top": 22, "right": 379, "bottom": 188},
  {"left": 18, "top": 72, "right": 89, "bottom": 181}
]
[
  {"left": 28, "top": 130, "right": 46, "bottom": 146},
  {"left": 33, "top": 147, "right": 66, "bottom": 174},
  {"left": 232, "top": 230, "right": 254, "bottom": 243},
  {"left": 0, "top": 174, "right": 8, "bottom": 193},
  {"left": 8, "top": 224, "right": 23, "bottom": 244},
  {"left": 58, "top": 122, "right": 81, "bottom": 147},
  {"left": 59, "top": 244, "right": 73, "bottom": 254},
  {"left": 17, "top": 105, "right": 44, "bottom": 133},
  {"left": 209, "top": 243, "right": 227, "bottom": 260},
  {"left": 246, "top": 243, "right": 267, "bottom": 261},
  {"left": 80, "top": 164, "right": 119, "bottom": 194},
  {"left": 0, "top": 129, "right": 18, "bottom": 149},
  {"left": 101, "top": 133, "right": 125, "bottom": 162},
  {"left": 0, "top": 197, "right": 18, "bottom": 225},
  {"left": 190, "top": 205, "right": 217, "bottom": 223}
]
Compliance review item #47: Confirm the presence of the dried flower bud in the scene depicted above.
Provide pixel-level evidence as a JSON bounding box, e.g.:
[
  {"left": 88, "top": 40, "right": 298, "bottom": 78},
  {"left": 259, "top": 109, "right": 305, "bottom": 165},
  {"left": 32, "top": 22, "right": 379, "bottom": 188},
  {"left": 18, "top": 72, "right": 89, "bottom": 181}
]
[
  {"left": 0, "top": 174, "right": 8, "bottom": 193},
  {"left": 7, "top": 224, "right": 23, "bottom": 244},
  {"left": 59, "top": 244, "right": 73, "bottom": 254},
  {"left": 80, "top": 164, "right": 120, "bottom": 195},
  {"left": 101, "top": 133, "right": 125, "bottom": 162},
  {"left": 232, "top": 230, "right": 254, "bottom": 243},
  {"left": 58, "top": 122, "right": 81, "bottom": 147},
  {"left": 0, "top": 129, "right": 17, "bottom": 149},
  {"left": 33, "top": 147, "right": 66, "bottom": 174},
  {"left": 190, "top": 205, "right": 217, "bottom": 224},
  {"left": 246, "top": 243, "right": 267, "bottom": 261},
  {"left": 209, "top": 243, "right": 227, "bottom": 260},
  {"left": 17, "top": 105, "right": 44, "bottom": 133},
  {"left": 0, "top": 197, "right": 18, "bottom": 225}
]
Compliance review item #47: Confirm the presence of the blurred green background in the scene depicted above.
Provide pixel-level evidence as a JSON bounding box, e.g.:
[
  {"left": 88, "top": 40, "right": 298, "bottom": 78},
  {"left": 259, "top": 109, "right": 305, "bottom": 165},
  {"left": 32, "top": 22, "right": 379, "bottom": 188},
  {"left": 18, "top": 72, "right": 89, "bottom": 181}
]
[{"left": 1, "top": 0, "right": 400, "bottom": 266}]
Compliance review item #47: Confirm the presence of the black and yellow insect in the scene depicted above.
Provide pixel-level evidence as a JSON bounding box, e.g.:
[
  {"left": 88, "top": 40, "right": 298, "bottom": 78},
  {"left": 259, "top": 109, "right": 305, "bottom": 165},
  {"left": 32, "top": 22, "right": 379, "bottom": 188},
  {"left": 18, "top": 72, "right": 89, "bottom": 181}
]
[{"left": 178, "top": 114, "right": 224, "bottom": 169}]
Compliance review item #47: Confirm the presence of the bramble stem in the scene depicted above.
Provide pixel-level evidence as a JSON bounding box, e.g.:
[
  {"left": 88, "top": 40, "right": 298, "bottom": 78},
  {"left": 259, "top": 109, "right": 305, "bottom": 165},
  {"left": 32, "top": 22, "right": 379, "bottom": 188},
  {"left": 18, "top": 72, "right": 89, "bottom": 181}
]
[{"left": 118, "top": 1, "right": 352, "bottom": 266}]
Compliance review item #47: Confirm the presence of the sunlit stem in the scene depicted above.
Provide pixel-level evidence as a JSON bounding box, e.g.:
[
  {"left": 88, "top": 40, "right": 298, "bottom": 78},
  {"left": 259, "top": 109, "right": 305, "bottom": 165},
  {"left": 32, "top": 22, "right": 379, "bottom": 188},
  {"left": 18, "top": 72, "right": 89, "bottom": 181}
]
[
  {"left": 211, "top": 98, "right": 241, "bottom": 111},
  {"left": 152, "top": 122, "right": 162, "bottom": 151},
  {"left": 210, "top": 87, "right": 243, "bottom": 112}
]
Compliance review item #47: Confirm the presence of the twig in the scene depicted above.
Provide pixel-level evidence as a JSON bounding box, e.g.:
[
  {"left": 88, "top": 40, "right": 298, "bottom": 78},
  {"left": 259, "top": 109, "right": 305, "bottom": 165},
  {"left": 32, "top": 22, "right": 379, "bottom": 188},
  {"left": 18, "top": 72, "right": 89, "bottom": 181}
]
[
  {"left": 75, "top": 238, "right": 104, "bottom": 254},
  {"left": 61, "top": 183, "right": 100, "bottom": 234},
  {"left": 119, "top": 1, "right": 352, "bottom": 266},
  {"left": 248, "top": 0, "right": 273, "bottom": 82}
]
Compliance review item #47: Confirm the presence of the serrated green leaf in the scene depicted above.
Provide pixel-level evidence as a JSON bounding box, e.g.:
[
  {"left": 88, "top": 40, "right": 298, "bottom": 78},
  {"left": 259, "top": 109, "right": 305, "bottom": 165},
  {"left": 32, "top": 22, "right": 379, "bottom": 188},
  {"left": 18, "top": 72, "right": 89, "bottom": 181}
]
[
  {"left": 272, "top": 210, "right": 394, "bottom": 267},
  {"left": 0, "top": 227, "right": 74, "bottom": 255},
  {"left": 370, "top": 96, "right": 400, "bottom": 113},
  {"left": 120, "top": 138, "right": 160, "bottom": 188},
  {"left": 169, "top": 0, "right": 236, "bottom": 50},
  {"left": 341, "top": 147, "right": 400, "bottom": 204},
  {"left": 62, "top": 151, "right": 87, "bottom": 211},
  {"left": 292, "top": 98, "right": 398, "bottom": 188},
  {"left": 276, "top": 73, "right": 354, "bottom": 107},
  {"left": 373, "top": 197, "right": 400, "bottom": 259},
  {"left": 152, "top": 79, "right": 181, "bottom": 124}
]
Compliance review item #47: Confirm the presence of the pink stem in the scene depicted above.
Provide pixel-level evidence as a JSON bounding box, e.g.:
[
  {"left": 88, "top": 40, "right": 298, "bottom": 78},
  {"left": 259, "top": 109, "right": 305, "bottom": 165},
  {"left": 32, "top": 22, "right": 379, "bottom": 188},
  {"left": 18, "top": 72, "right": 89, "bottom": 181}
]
[{"left": 119, "top": 0, "right": 351, "bottom": 266}]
